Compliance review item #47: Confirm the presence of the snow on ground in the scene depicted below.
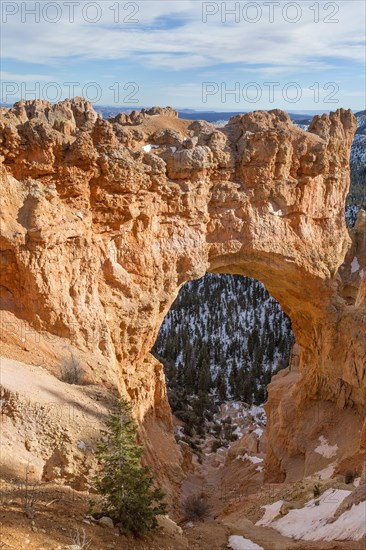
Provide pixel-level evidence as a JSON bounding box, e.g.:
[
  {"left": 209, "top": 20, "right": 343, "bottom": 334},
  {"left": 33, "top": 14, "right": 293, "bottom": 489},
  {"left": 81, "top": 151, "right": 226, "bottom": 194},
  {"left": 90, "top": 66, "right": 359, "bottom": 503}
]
[
  {"left": 351, "top": 134, "right": 366, "bottom": 163},
  {"left": 316, "top": 501, "right": 366, "bottom": 541},
  {"left": 248, "top": 405, "right": 266, "bottom": 425},
  {"left": 270, "top": 488, "right": 366, "bottom": 541},
  {"left": 227, "top": 535, "right": 264, "bottom": 550},
  {"left": 314, "top": 463, "right": 336, "bottom": 480},
  {"left": 346, "top": 205, "right": 364, "bottom": 228},
  {"left": 314, "top": 436, "right": 338, "bottom": 458},
  {"left": 256, "top": 500, "right": 284, "bottom": 527},
  {"left": 77, "top": 440, "right": 87, "bottom": 451}
]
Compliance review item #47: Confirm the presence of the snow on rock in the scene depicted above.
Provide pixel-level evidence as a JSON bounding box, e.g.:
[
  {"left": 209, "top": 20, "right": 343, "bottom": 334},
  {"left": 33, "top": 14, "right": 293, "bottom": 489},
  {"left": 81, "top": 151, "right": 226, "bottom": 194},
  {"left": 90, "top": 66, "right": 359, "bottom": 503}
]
[
  {"left": 270, "top": 488, "right": 366, "bottom": 541},
  {"left": 242, "top": 453, "right": 263, "bottom": 464},
  {"left": 248, "top": 405, "right": 266, "bottom": 424},
  {"left": 351, "top": 256, "right": 360, "bottom": 274},
  {"left": 142, "top": 144, "right": 159, "bottom": 153},
  {"left": 314, "top": 436, "right": 338, "bottom": 458},
  {"left": 176, "top": 425, "right": 184, "bottom": 437},
  {"left": 227, "top": 535, "right": 264, "bottom": 550},
  {"left": 253, "top": 427, "right": 263, "bottom": 438}
]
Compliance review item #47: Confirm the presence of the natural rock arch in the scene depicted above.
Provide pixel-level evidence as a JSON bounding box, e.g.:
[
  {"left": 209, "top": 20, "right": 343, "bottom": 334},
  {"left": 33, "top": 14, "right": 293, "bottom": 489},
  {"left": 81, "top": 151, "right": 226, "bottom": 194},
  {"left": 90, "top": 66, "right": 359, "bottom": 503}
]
[{"left": 0, "top": 99, "right": 365, "bottom": 486}]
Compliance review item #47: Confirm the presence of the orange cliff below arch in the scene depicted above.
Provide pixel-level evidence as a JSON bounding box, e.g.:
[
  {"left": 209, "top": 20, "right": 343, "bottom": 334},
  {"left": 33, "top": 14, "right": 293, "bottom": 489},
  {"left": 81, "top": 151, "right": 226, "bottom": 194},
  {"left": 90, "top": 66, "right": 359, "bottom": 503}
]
[{"left": 0, "top": 98, "right": 365, "bottom": 486}]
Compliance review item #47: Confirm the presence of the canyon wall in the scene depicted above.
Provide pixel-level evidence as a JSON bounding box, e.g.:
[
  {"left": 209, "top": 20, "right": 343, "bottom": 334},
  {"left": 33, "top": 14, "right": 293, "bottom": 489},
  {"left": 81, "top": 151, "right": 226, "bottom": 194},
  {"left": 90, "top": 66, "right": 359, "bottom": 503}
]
[{"left": 0, "top": 98, "right": 365, "bottom": 488}]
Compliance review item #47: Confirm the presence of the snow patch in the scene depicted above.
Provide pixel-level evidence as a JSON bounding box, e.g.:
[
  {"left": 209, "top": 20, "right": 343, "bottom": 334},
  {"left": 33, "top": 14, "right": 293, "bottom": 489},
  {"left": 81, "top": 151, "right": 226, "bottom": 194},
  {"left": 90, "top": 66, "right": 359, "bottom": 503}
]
[
  {"left": 77, "top": 440, "right": 87, "bottom": 451},
  {"left": 142, "top": 144, "right": 159, "bottom": 153},
  {"left": 256, "top": 500, "right": 284, "bottom": 527},
  {"left": 227, "top": 535, "right": 264, "bottom": 550},
  {"left": 242, "top": 453, "right": 263, "bottom": 464},
  {"left": 314, "top": 462, "right": 336, "bottom": 480},
  {"left": 351, "top": 256, "right": 360, "bottom": 274},
  {"left": 314, "top": 436, "right": 338, "bottom": 459},
  {"left": 176, "top": 426, "right": 184, "bottom": 437},
  {"left": 270, "top": 488, "right": 365, "bottom": 541}
]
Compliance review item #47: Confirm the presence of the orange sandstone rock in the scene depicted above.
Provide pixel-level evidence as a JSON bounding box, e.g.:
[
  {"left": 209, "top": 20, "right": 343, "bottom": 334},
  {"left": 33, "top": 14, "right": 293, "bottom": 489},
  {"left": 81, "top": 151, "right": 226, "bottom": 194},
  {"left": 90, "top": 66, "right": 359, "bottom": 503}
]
[{"left": 0, "top": 98, "right": 364, "bottom": 485}]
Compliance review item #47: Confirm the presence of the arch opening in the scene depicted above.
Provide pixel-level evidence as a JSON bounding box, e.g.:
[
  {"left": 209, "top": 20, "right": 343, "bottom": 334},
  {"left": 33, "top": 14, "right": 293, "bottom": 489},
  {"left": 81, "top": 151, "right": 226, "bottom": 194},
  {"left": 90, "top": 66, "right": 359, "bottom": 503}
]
[{"left": 152, "top": 273, "right": 295, "bottom": 449}]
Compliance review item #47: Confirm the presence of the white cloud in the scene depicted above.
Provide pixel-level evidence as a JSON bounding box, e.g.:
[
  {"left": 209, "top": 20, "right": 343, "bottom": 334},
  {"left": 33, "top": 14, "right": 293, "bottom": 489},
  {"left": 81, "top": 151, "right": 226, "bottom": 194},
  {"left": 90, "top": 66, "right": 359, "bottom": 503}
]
[
  {"left": 0, "top": 71, "right": 56, "bottom": 82},
  {"left": 1, "top": 1, "right": 365, "bottom": 72}
]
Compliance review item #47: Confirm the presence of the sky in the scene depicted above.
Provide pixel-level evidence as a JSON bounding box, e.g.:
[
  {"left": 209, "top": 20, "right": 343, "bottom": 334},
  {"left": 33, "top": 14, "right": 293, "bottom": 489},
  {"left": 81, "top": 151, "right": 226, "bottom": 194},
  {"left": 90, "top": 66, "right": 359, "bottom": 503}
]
[{"left": 1, "top": 0, "right": 365, "bottom": 112}]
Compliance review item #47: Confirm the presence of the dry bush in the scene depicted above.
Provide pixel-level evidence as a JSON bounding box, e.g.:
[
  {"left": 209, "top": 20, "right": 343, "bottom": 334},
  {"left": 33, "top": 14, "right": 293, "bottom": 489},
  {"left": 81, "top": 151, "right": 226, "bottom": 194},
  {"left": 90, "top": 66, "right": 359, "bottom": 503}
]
[
  {"left": 344, "top": 470, "right": 357, "bottom": 484},
  {"left": 183, "top": 493, "right": 211, "bottom": 521},
  {"left": 70, "top": 527, "right": 91, "bottom": 550},
  {"left": 60, "top": 351, "right": 84, "bottom": 385},
  {"left": 20, "top": 465, "right": 40, "bottom": 519}
]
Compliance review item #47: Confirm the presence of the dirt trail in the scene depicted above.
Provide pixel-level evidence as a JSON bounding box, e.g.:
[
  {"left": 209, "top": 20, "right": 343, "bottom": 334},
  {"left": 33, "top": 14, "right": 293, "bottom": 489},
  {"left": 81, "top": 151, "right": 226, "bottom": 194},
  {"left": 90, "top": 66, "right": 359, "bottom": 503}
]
[{"left": 180, "top": 421, "right": 366, "bottom": 550}]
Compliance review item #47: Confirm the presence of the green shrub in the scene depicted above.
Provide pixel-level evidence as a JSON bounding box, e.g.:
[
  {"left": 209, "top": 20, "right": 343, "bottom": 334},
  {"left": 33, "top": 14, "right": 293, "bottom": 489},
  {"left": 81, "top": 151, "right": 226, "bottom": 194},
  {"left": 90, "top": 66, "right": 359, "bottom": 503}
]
[{"left": 313, "top": 484, "right": 321, "bottom": 499}]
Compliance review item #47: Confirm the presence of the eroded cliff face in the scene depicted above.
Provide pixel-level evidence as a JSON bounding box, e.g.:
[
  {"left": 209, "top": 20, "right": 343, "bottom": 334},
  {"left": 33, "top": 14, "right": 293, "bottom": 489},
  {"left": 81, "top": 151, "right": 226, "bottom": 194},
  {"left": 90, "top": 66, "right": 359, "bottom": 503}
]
[{"left": 0, "top": 98, "right": 364, "bottom": 487}]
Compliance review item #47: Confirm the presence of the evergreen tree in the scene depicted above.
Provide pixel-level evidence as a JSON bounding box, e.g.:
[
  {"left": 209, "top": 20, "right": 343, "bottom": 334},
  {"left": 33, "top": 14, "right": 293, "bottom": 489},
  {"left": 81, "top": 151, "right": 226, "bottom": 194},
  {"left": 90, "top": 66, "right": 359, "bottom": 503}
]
[
  {"left": 197, "top": 357, "right": 211, "bottom": 393},
  {"left": 229, "top": 359, "right": 239, "bottom": 399},
  {"left": 91, "top": 398, "right": 167, "bottom": 537},
  {"left": 216, "top": 369, "right": 227, "bottom": 402}
]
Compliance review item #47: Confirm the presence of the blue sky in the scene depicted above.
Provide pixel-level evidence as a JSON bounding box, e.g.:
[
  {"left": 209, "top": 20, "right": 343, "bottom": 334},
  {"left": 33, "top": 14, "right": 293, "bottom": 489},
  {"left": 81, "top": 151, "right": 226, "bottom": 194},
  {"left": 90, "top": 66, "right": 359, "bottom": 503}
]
[{"left": 1, "top": 0, "right": 365, "bottom": 111}]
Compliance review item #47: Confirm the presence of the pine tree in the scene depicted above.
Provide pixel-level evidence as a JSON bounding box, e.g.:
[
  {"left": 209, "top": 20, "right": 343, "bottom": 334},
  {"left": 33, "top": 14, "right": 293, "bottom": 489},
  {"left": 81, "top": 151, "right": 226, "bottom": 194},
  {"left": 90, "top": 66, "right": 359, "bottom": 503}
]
[
  {"left": 197, "top": 357, "right": 211, "bottom": 393},
  {"left": 229, "top": 359, "right": 239, "bottom": 399},
  {"left": 91, "top": 398, "right": 167, "bottom": 537},
  {"left": 216, "top": 369, "right": 227, "bottom": 402}
]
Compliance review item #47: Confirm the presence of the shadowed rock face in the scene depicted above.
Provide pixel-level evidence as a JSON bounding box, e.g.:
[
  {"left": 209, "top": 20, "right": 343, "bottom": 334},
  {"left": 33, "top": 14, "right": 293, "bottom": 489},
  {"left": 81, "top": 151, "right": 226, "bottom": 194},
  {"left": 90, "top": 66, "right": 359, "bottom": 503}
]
[{"left": 0, "top": 98, "right": 365, "bottom": 482}]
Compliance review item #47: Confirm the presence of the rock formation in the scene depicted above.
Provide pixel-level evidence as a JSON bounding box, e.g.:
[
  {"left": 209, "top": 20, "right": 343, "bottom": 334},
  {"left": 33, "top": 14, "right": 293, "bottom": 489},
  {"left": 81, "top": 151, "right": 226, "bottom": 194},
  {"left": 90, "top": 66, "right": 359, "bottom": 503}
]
[{"left": 0, "top": 98, "right": 365, "bottom": 490}]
